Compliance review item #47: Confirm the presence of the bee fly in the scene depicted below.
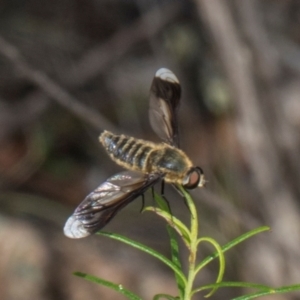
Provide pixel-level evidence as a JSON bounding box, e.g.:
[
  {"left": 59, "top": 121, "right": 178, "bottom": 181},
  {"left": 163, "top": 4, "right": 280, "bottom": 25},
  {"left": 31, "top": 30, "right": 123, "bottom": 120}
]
[{"left": 64, "top": 68, "right": 206, "bottom": 239}]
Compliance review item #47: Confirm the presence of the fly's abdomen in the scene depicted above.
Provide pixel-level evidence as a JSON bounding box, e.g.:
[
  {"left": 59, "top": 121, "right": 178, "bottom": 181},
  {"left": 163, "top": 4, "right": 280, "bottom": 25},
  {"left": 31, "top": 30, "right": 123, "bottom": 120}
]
[{"left": 99, "top": 131, "right": 154, "bottom": 172}]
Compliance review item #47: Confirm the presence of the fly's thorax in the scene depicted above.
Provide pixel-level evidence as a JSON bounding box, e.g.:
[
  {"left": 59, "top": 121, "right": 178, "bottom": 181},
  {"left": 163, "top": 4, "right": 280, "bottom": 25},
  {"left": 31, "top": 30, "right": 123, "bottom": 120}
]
[
  {"left": 147, "top": 145, "right": 206, "bottom": 188},
  {"left": 99, "top": 131, "right": 158, "bottom": 172},
  {"left": 147, "top": 144, "right": 193, "bottom": 182}
]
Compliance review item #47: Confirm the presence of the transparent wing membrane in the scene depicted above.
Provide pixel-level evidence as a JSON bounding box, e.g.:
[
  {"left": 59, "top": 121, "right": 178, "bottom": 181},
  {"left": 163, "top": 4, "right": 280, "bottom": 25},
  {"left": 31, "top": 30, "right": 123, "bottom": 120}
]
[
  {"left": 149, "top": 68, "right": 181, "bottom": 147},
  {"left": 64, "top": 171, "right": 162, "bottom": 238}
]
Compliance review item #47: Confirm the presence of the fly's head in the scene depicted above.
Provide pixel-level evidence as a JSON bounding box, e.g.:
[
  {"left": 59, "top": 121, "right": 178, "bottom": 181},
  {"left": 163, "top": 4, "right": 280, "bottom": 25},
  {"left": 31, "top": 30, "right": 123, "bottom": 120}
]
[{"left": 182, "top": 167, "right": 206, "bottom": 189}]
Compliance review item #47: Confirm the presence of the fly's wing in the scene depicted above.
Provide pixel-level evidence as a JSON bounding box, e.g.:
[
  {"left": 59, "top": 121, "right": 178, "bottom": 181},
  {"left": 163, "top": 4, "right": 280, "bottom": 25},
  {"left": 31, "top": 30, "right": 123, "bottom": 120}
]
[
  {"left": 64, "top": 170, "right": 162, "bottom": 239},
  {"left": 149, "top": 68, "right": 181, "bottom": 147}
]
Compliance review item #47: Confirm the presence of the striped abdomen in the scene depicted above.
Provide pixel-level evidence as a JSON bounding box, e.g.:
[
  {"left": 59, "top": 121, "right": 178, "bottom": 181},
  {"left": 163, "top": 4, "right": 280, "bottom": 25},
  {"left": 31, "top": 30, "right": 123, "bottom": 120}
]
[{"left": 99, "top": 131, "right": 156, "bottom": 172}]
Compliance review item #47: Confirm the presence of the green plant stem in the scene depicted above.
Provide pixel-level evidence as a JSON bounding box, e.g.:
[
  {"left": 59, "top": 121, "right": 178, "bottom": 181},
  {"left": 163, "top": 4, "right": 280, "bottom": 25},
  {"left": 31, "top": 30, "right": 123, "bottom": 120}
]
[{"left": 180, "top": 187, "right": 198, "bottom": 300}]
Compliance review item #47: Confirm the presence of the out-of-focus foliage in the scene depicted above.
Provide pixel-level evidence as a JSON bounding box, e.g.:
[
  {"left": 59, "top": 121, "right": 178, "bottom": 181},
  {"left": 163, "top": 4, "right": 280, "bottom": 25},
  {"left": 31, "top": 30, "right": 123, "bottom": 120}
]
[{"left": 0, "top": 0, "right": 300, "bottom": 299}]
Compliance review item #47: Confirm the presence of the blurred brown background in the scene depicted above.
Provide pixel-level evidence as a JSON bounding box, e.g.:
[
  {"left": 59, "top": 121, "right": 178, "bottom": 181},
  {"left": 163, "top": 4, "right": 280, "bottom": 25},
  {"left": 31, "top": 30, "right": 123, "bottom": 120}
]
[{"left": 0, "top": 0, "right": 300, "bottom": 299}]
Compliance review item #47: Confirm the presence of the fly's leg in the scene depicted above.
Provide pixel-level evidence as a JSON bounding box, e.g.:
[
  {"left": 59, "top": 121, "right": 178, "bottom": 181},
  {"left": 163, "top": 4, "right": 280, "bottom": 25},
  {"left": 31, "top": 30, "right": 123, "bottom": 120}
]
[
  {"left": 150, "top": 180, "right": 173, "bottom": 215},
  {"left": 160, "top": 180, "right": 165, "bottom": 196},
  {"left": 158, "top": 180, "right": 171, "bottom": 213},
  {"left": 139, "top": 193, "right": 145, "bottom": 213},
  {"left": 158, "top": 180, "right": 174, "bottom": 225}
]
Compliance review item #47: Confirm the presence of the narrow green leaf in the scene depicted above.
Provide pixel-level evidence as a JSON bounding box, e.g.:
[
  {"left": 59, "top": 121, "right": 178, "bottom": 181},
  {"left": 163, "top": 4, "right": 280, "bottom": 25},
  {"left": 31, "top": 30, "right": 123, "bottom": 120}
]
[
  {"left": 176, "top": 186, "right": 197, "bottom": 221},
  {"left": 153, "top": 294, "right": 178, "bottom": 300},
  {"left": 144, "top": 206, "right": 191, "bottom": 247},
  {"left": 97, "top": 231, "right": 187, "bottom": 286},
  {"left": 195, "top": 284, "right": 300, "bottom": 300},
  {"left": 193, "top": 281, "right": 271, "bottom": 296},
  {"left": 196, "top": 226, "right": 270, "bottom": 272},
  {"left": 233, "top": 283, "right": 300, "bottom": 300},
  {"left": 274, "top": 284, "right": 300, "bottom": 292},
  {"left": 167, "top": 225, "right": 185, "bottom": 298},
  {"left": 153, "top": 192, "right": 171, "bottom": 213},
  {"left": 74, "top": 272, "right": 142, "bottom": 300},
  {"left": 233, "top": 291, "right": 272, "bottom": 300},
  {"left": 195, "top": 237, "right": 225, "bottom": 297}
]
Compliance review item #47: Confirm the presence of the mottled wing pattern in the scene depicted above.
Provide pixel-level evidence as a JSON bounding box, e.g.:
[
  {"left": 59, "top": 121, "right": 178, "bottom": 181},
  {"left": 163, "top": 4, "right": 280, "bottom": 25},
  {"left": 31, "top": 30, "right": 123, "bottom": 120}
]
[
  {"left": 149, "top": 68, "right": 181, "bottom": 147},
  {"left": 64, "top": 171, "right": 162, "bottom": 238}
]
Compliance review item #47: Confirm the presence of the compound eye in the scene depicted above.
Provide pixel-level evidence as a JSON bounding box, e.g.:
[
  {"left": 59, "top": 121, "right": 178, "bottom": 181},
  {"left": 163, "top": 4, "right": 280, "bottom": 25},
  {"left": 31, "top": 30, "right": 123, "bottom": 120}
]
[{"left": 183, "top": 167, "right": 206, "bottom": 189}]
